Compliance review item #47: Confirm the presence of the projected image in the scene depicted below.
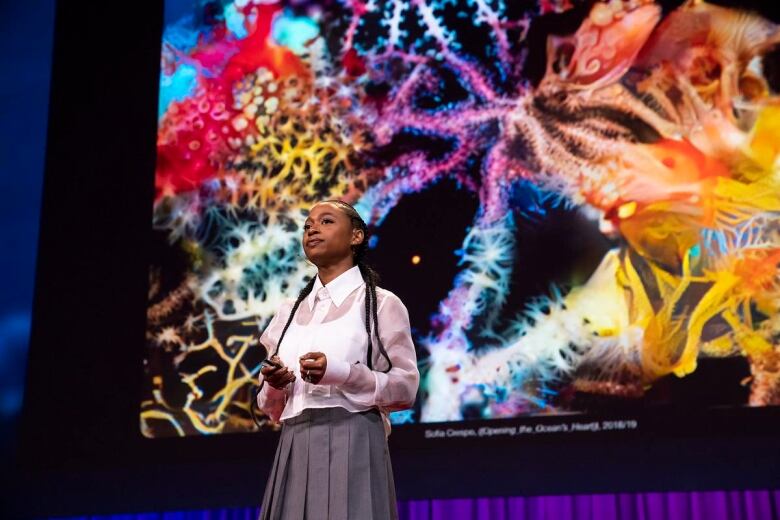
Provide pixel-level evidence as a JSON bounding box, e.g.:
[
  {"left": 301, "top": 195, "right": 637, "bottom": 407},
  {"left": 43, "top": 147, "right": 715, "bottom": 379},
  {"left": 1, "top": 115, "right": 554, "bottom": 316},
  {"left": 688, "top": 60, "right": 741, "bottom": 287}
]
[{"left": 142, "top": 0, "right": 780, "bottom": 437}]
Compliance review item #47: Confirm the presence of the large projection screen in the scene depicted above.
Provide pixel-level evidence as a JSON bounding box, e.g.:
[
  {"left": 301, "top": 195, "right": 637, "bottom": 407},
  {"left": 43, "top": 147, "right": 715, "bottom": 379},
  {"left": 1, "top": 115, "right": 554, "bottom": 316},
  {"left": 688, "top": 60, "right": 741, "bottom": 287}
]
[{"left": 142, "top": 0, "right": 780, "bottom": 441}]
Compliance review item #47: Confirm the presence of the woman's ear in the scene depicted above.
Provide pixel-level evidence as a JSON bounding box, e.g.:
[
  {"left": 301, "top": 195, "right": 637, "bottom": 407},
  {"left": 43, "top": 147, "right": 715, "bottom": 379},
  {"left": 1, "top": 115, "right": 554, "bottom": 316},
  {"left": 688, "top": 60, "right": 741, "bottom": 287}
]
[{"left": 351, "top": 227, "right": 365, "bottom": 246}]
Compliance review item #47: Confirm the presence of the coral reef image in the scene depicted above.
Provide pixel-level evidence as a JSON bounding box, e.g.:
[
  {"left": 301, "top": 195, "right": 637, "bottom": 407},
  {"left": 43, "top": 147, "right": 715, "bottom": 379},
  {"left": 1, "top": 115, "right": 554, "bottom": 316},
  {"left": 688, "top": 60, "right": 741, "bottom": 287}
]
[{"left": 142, "top": 0, "right": 780, "bottom": 436}]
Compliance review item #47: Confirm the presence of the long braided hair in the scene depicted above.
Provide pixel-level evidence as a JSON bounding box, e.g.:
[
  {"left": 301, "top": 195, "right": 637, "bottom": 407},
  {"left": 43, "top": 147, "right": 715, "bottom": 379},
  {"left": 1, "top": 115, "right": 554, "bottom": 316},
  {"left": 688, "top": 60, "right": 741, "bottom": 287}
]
[{"left": 251, "top": 201, "right": 392, "bottom": 426}]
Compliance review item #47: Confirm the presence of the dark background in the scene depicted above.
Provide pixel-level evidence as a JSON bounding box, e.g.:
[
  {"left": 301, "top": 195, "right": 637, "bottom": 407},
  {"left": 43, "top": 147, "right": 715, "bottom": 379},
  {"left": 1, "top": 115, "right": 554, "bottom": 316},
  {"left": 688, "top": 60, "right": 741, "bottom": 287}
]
[
  {"left": 0, "top": 0, "right": 55, "bottom": 516},
  {"left": 6, "top": 1, "right": 780, "bottom": 518}
]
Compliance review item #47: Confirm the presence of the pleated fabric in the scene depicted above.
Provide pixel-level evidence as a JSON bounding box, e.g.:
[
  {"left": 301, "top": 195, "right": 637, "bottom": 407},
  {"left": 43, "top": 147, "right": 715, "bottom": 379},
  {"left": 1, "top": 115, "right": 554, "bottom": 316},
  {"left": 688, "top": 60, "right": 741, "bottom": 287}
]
[{"left": 260, "top": 407, "right": 398, "bottom": 520}]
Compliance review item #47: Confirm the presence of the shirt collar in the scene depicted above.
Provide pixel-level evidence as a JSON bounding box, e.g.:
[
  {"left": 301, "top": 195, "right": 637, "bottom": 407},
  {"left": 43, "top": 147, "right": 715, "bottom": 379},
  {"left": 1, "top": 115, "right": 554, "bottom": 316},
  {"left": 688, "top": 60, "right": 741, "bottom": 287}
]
[{"left": 306, "top": 265, "right": 365, "bottom": 311}]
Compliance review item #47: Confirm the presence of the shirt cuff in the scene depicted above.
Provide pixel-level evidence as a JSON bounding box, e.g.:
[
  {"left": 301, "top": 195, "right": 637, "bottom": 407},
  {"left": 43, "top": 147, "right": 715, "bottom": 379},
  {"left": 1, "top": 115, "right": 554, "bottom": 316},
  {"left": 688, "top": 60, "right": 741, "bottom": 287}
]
[
  {"left": 319, "top": 358, "right": 351, "bottom": 386},
  {"left": 258, "top": 379, "right": 284, "bottom": 396}
]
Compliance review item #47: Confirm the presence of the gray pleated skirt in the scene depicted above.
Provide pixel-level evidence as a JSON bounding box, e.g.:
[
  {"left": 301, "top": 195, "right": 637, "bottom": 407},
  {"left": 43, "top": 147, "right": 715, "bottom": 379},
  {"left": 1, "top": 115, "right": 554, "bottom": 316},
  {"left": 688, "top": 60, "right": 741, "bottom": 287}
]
[{"left": 260, "top": 406, "right": 398, "bottom": 520}]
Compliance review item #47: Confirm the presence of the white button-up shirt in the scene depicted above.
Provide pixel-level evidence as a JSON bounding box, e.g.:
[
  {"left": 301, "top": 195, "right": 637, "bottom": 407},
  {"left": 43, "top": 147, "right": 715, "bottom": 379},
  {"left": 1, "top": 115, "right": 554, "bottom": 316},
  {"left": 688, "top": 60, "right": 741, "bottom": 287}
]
[{"left": 257, "top": 265, "right": 419, "bottom": 433}]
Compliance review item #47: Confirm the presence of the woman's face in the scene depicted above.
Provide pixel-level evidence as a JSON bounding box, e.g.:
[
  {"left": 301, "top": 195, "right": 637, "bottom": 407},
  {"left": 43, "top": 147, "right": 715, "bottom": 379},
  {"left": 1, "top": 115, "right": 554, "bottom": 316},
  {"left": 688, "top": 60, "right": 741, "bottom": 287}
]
[{"left": 302, "top": 202, "right": 364, "bottom": 266}]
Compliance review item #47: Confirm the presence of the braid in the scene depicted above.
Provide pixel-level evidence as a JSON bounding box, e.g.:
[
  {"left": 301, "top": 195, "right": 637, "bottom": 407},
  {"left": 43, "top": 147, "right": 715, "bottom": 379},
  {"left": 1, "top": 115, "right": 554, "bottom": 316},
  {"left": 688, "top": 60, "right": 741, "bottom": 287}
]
[
  {"left": 358, "top": 259, "right": 393, "bottom": 373},
  {"left": 362, "top": 267, "right": 373, "bottom": 368},
  {"left": 272, "top": 276, "right": 317, "bottom": 358},
  {"left": 251, "top": 276, "right": 315, "bottom": 427},
  {"left": 370, "top": 282, "right": 388, "bottom": 370}
]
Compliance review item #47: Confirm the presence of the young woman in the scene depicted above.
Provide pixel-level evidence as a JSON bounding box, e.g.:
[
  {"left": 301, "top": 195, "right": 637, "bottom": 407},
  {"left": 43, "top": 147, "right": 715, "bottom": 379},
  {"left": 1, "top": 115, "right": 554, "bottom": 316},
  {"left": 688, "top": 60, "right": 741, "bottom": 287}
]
[{"left": 255, "top": 200, "right": 420, "bottom": 520}]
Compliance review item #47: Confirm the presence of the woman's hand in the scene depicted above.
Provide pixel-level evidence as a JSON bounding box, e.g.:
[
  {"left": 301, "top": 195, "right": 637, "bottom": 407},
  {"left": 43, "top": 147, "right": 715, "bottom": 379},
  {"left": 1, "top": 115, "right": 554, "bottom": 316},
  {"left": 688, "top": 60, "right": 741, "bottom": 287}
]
[
  {"left": 299, "top": 352, "right": 328, "bottom": 385},
  {"left": 261, "top": 356, "right": 296, "bottom": 390}
]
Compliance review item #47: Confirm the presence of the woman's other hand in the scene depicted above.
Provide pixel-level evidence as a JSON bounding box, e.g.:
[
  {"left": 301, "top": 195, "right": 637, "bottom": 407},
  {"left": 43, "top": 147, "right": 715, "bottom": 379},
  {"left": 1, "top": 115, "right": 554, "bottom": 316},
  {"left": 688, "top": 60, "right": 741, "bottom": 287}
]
[{"left": 299, "top": 352, "right": 328, "bottom": 384}]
